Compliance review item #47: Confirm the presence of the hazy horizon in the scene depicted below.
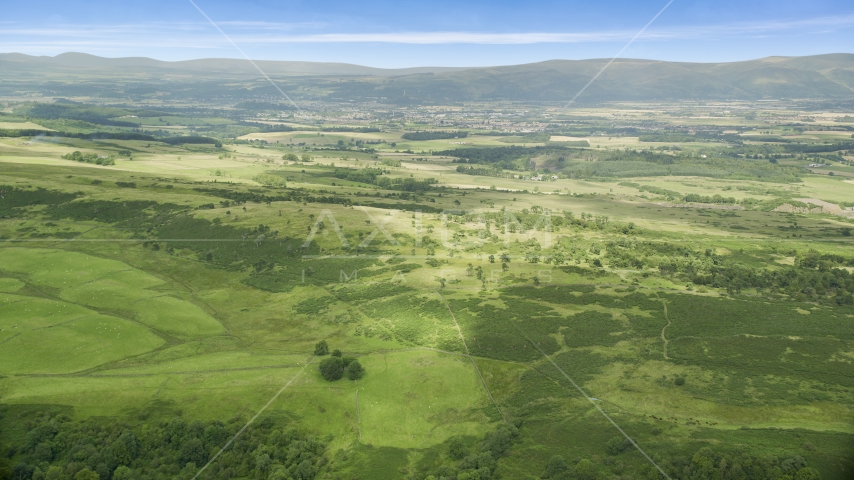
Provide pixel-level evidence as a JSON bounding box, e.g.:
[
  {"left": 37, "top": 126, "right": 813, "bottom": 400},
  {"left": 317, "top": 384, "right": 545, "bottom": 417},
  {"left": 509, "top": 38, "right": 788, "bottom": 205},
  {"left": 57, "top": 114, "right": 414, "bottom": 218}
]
[
  {"left": 4, "top": 50, "right": 853, "bottom": 70},
  {"left": 2, "top": 0, "right": 853, "bottom": 68}
]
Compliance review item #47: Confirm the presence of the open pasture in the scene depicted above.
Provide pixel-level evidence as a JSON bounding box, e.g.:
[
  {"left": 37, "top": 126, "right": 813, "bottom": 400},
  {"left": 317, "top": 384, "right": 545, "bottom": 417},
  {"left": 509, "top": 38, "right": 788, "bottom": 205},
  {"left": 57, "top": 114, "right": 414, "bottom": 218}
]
[{"left": 1, "top": 96, "right": 853, "bottom": 479}]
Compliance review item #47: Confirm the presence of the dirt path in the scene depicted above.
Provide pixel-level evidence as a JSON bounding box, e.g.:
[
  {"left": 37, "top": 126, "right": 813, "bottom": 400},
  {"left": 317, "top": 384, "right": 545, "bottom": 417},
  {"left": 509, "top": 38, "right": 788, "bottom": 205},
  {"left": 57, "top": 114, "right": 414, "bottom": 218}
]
[
  {"left": 154, "top": 377, "right": 169, "bottom": 398},
  {"left": 658, "top": 296, "right": 672, "bottom": 360}
]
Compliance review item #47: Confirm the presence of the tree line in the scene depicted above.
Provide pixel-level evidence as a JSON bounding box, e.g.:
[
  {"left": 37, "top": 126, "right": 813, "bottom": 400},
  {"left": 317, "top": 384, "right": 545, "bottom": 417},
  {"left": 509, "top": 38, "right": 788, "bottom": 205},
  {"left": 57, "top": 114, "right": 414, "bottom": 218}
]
[
  {"left": 402, "top": 131, "right": 468, "bottom": 141},
  {"left": 61, "top": 151, "right": 115, "bottom": 166},
  {"left": 0, "top": 410, "right": 325, "bottom": 480}
]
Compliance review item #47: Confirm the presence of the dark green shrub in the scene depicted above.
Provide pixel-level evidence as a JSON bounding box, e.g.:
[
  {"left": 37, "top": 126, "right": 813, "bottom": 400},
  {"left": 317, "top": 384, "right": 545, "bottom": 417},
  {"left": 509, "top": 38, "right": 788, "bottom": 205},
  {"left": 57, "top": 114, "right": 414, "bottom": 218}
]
[
  {"left": 179, "top": 438, "right": 206, "bottom": 466},
  {"left": 605, "top": 436, "right": 630, "bottom": 455},
  {"left": 542, "top": 455, "right": 570, "bottom": 478},
  {"left": 793, "top": 467, "right": 821, "bottom": 480},
  {"left": 319, "top": 357, "right": 343, "bottom": 381},
  {"left": 0, "top": 458, "right": 11, "bottom": 480},
  {"left": 314, "top": 340, "right": 329, "bottom": 356},
  {"left": 345, "top": 360, "right": 364, "bottom": 380},
  {"left": 575, "top": 459, "right": 598, "bottom": 480},
  {"left": 481, "top": 424, "right": 518, "bottom": 458},
  {"left": 447, "top": 437, "right": 467, "bottom": 460}
]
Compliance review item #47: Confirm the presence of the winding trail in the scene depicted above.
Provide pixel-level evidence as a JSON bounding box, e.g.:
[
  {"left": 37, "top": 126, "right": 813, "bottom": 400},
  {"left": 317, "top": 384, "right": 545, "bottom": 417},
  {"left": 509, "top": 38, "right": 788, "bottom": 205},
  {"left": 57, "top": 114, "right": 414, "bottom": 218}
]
[
  {"left": 434, "top": 289, "right": 507, "bottom": 424},
  {"left": 657, "top": 295, "right": 672, "bottom": 360}
]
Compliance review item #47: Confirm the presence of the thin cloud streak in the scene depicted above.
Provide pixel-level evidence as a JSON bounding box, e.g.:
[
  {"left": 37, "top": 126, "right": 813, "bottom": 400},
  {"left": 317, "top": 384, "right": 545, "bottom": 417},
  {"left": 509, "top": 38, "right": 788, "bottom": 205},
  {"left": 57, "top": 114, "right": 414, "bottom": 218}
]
[
  {"left": 217, "top": 20, "right": 329, "bottom": 29},
  {"left": 269, "top": 31, "right": 629, "bottom": 44},
  {"left": 1, "top": 14, "right": 853, "bottom": 47}
]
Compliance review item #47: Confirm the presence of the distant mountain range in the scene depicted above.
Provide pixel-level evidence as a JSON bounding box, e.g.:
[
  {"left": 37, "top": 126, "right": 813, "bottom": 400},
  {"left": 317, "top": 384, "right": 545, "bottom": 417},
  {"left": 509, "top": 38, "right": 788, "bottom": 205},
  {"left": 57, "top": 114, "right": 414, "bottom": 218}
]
[
  {"left": 2, "top": 52, "right": 853, "bottom": 102},
  {"left": 362, "top": 54, "right": 854, "bottom": 102},
  {"left": 0, "top": 52, "right": 469, "bottom": 77}
]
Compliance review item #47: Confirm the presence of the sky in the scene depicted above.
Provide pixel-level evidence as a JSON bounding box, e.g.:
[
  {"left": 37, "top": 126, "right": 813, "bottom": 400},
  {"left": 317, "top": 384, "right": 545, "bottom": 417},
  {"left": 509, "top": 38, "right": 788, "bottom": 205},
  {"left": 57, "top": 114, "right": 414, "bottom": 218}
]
[{"left": 1, "top": 0, "right": 853, "bottom": 68}]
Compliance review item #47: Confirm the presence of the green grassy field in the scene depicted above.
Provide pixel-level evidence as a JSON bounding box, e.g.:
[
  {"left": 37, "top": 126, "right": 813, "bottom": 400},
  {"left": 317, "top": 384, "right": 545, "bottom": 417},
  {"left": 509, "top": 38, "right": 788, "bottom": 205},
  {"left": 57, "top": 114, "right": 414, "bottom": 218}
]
[{"left": 0, "top": 99, "right": 852, "bottom": 480}]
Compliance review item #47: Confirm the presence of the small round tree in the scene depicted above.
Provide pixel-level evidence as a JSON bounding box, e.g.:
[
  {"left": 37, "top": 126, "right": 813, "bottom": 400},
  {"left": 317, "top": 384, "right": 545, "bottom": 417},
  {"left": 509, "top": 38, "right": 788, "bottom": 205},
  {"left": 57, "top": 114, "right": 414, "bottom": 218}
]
[
  {"left": 345, "top": 360, "right": 365, "bottom": 380},
  {"left": 543, "top": 455, "right": 570, "bottom": 478},
  {"left": 319, "top": 357, "right": 343, "bottom": 381},
  {"left": 314, "top": 340, "right": 329, "bottom": 356}
]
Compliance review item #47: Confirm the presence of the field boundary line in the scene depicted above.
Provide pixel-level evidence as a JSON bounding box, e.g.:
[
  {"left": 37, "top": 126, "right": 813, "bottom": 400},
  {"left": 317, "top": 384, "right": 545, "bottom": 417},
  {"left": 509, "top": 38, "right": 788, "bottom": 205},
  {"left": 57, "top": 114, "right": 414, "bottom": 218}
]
[
  {"left": 32, "top": 317, "right": 84, "bottom": 331},
  {"left": 154, "top": 377, "right": 169, "bottom": 398},
  {"left": 355, "top": 388, "right": 362, "bottom": 441},
  {"left": 10, "top": 280, "right": 185, "bottom": 346},
  {"left": 513, "top": 324, "right": 672, "bottom": 480},
  {"left": 434, "top": 289, "right": 507, "bottom": 424},
  {"left": 76, "top": 364, "right": 306, "bottom": 378},
  {"left": 191, "top": 356, "right": 313, "bottom": 480}
]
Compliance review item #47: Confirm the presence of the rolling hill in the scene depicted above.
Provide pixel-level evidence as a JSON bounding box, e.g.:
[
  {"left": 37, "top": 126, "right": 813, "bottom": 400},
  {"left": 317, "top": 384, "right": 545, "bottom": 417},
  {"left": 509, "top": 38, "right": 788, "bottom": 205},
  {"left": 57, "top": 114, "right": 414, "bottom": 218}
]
[
  {"left": 345, "top": 54, "right": 854, "bottom": 102},
  {"left": 1, "top": 52, "right": 853, "bottom": 102},
  {"left": 0, "top": 52, "right": 470, "bottom": 77}
]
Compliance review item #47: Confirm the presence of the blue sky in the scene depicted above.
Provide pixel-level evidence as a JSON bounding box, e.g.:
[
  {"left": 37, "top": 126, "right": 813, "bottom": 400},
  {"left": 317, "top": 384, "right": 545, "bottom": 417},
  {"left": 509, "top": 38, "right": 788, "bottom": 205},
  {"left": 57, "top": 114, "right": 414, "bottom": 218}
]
[{"left": 1, "top": 0, "right": 853, "bottom": 67}]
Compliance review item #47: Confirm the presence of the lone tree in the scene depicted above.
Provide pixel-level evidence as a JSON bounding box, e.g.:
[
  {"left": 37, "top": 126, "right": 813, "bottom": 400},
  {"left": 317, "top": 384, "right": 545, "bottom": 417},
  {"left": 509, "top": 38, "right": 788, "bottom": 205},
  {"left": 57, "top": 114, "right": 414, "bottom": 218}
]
[
  {"left": 319, "top": 357, "right": 343, "bottom": 381},
  {"left": 314, "top": 340, "right": 329, "bottom": 356},
  {"left": 345, "top": 359, "right": 364, "bottom": 380}
]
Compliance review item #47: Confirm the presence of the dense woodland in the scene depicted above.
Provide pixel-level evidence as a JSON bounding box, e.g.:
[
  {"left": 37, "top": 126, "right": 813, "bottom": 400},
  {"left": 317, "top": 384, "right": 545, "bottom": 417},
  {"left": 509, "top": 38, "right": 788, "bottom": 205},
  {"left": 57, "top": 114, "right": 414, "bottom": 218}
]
[
  {"left": 446, "top": 146, "right": 805, "bottom": 182},
  {"left": 0, "top": 409, "right": 825, "bottom": 480},
  {"left": 0, "top": 410, "right": 326, "bottom": 480}
]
